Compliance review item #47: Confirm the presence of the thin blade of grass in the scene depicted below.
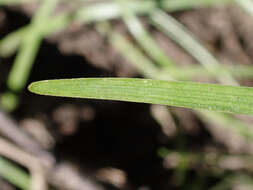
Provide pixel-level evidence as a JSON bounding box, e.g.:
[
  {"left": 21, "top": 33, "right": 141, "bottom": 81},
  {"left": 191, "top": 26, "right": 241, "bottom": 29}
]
[
  {"left": 96, "top": 23, "right": 253, "bottom": 81},
  {"left": 149, "top": 10, "right": 238, "bottom": 85},
  {"left": 209, "top": 174, "right": 253, "bottom": 190},
  {"left": 0, "top": 27, "right": 27, "bottom": 58},
  {"left": 0, "top": 13, "right": 70, "bottom": 58},
  {"left": 161, "top": 0, "right": 234, "bottom": 11},
  {"left": 76, "top": 1, "right": 156, "bottom": 24},
  {"left": 115, "top": 0, "right": 175, "bottom": 68},
  {"left": 236, "top": 0, "right": 253, "bottom": 17},
  {"left": 75, "top": 0, "right": 234, "bottom": 24},
  {"left": 197, "top": 111, "right": 253, "bottom": 141},
  {"left": 29, "top": 78, "right": 253, "bottom": 115},
  {"left": 158, "top": 148, "right": 253, "bottom": 169},
  {"left": 96, "top": 23, "right": 163, "bottom": 79},
  {"left": 166, "top": 65, "right": 253, "bottom": 80},
  {"left": 7, "top": 0, "right": 59, "bottom": 92},
  {"left": 6, "top": 27, "right": 42, "bottom": 92},
  {"left": 0, "top": 0, "right": 36, "bottom": 5},
  {"left": 0, "top": 156, "right": 30, "bottom": 190},
  {"left": 4, "top": 22, "right": 253, "bottom": 80}
]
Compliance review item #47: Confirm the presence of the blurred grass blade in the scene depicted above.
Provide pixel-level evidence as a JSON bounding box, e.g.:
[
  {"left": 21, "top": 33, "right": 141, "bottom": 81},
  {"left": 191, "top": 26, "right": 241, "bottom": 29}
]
[
  {"left": 0, "top": 27, "right": 27, "bottom": 58},
  {"left": 6, "top": 27, "right": 41, "bottom": 92},
  {"left": 116, "top": 0, "right": 175, "bottom": 68},
  {"left": 76, "top": 0, "right": 233, "bottom": 24},
  {"left": 161, "top": 0, "right": 234, "bottom": 11},
  {"left": 97, "top": 23, "right": 253, "bottom": 81},
  {"left": 150, "top": 10, "right": 238, "bottom": 85},
  {"left": 76, "top": 1, "right": 155, "bottom": 24},
  {"left": 0, "top": 156, "right": 30, "bottom": 190},
  {"left": 197, "top": 111, "right": 253, "bottom": 140},
  {"left": 0, "top": 92, "right": 19, "bottom": 111},
  {"left": 96, "top": 23, "right": 162, "bottom": 79},
  {"left": 7, "top": 0, "right": 59, "bottom": 92},
  {"left": 209, "top": 174, "right": 253, "bottom": 190},
  {"left": 166, "top": 65, "right": 253, "bottom": 80},
  {"left": 0, "top": 13, "right": 70, "bottom": 58},
  {"left": 158, "top": 148, "right": 253, "bottom": 174},
  {"left": 236, "top": 0, "right": 253, "bottom": 17},
  {"left": 29, "top": 78, "right": 253, "bottom": 115},
  {"left": 0, "top": 0, "right": 36, "bottom": 5}
]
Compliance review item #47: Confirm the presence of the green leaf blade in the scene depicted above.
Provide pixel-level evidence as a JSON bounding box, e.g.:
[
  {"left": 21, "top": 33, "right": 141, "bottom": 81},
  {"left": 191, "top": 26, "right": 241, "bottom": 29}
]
[{"left": 28, "top": 78, "right": 253, "bottom": 115}]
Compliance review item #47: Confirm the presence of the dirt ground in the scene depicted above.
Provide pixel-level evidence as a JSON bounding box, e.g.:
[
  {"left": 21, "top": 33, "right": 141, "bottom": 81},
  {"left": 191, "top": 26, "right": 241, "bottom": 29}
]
[{"left": 1, "top": 3, "right": 253, "bottom": 190}]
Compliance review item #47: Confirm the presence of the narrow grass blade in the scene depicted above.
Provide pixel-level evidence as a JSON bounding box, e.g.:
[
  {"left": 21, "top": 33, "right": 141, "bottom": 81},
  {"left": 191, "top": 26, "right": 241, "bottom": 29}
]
[
  {"left": 96, "top": 23, "right": 163, "bottom": 79},
  {"left": 0, "top": 0, "right": 36, "bottom": 5},
  {"left": 75, "top": 0, "right": 234, "bottom": 24},
  {"left": 159, "top": 148, "right": 253, "bottom": 175},
  {"left": 29, "top": 78, "right": 253, "bottom": 115},
  {"left": 0, "top": 27, "right": 27, "bottom": 58},
  {"left": 161, "top": 0, "right": 234, "bottom": 11},
  {"left": 209, "top": 174, "right": 253, "bottom": 190},
  {"left": 6, "top": 28, "right": 42, "bottom": 92},
  {"left": 76, "top": 1, "right": 156, "bottom": 24},
  {"left": 0, "top": 13, "right": 70, "bottom": 58},
  {"left": 0, "top": 156, "right": 30, "bottom": 190},
  {"left": 236, "top": 0, "right": 253, "bottom": 17},
  {"left": 7, "top": 0, "right": 59, "bottom": 92},
  {"left": 115, "top": 0, "right": 175, "bottom": 68},
  {"left": 0, "top": 13, "right": 71, "bottom": 58},
  {"left": 0, "top": 92, "right": 19, "bottom": 111},
  {"left": 150, "top": 10, "right": 238, "bottom": 85},
  {"left": 197, "top": 111, "right": 253, "bottom": 140},
  {"left": 97, "top": 22, "right": 253, "bottom": 81},
  {"left": 164, "top": 65, "right": 253, "bottom": 80}
]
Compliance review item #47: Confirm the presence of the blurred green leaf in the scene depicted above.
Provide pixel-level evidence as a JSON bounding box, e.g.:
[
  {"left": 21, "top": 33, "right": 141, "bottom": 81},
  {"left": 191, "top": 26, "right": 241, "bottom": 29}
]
[
  {"left": 75, "top": 0, "right": 234, "bottom": 23},
  {"left": 116, "top": 0, "right": 175, "bottom": 68},
  {"left": 7, "top": 0, "right": 59, "bottom": 92},
  {"left": 0, "top": 0, "right": 36, "bottom": 5},
  {"left": 0, "top": 13, "right": 70, "bottom": 58},
  {"left": 150, "top": 10, "right": 237, "bottom": 85},
  {"left": 0, "top": 157, "right": 30, "bottom": 190},
  {"left": 236, "top": 0, "right": 253, "bottom": 17},
  {"left": 161, "top": 0, "right": 234, "bottom": 11}
]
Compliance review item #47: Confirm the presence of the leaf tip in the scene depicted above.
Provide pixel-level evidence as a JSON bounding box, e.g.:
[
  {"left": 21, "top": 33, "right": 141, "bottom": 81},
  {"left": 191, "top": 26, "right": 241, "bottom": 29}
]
[{"left": 28, "top": 81, "right": 41, "bottom": 95}]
